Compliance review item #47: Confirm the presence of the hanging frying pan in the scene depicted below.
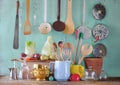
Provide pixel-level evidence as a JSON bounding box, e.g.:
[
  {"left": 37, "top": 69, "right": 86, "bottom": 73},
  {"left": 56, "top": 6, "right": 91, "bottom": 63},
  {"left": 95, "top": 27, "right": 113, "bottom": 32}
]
[
  {"left": 53, "top": 0, "right": 65, "bottom": 31},
  {"left": 92, "top": 24, "right": 109, "bottom": 42},
  {"left": 75, "top": 0, "right": 91, "bottom": 39},
  {"left": 92, "top": 3, "right": 106, "bottom": 20},
  {"left": 93, "top": 43, "right": 107, "bottom": 57},
  {"left": 38, "top": 0, "right": 51, "bottom": 34},
  {"left": 64, "top": 0, "right": 74, "bottom": 34}
]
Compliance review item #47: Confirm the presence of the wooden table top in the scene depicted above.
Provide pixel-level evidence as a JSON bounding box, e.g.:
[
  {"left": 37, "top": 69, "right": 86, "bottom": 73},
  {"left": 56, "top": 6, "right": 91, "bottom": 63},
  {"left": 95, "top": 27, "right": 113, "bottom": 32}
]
[{"left": 0, "top": 76, "right": 120, "bottom": 85}]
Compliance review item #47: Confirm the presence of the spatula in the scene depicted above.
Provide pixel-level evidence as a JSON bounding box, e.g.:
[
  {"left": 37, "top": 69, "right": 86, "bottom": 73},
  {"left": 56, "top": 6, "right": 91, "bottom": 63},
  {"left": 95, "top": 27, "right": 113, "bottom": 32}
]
[
  {"left": 13, "top": 0, "right": 19, "bottom": 49},
  {"left": 64, "top": 0, "right": 74, "bottom": 34},
  {"left": 24, "top": 0, "right": 32, "bottom": 35}
]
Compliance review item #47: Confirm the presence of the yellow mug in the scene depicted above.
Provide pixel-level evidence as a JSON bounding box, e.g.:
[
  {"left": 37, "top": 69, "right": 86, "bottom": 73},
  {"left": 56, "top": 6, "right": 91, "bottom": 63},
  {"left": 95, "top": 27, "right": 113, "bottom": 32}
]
[{"left": 70, "top": 65, "right": 85, "bottom": 78}]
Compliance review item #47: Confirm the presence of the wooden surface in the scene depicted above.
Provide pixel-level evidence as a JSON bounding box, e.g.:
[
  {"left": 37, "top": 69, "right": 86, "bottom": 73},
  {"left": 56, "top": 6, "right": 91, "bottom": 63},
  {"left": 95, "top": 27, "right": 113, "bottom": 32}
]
[{"left": 0, "top": 76, "right": 120, "bottom": 85}]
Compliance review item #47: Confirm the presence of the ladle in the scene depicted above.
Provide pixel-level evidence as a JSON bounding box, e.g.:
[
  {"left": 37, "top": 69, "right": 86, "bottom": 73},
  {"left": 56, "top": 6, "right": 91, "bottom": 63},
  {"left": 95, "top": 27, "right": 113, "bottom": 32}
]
[
  {"left": 53, "top": 0, "right": 65, "bottom": 31},
  {"left": 78, "top": 0, "right": 91, "bottom": 39},
  {"left": 39, "top": 0, "right": 51, "bottom": 34}
]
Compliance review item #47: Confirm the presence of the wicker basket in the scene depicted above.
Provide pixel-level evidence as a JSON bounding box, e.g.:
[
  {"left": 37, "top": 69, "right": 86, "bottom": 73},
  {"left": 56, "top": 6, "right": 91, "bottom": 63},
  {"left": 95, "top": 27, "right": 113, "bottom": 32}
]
[{"left": 84, "top": 57, "right": 103, "bottom": 76}]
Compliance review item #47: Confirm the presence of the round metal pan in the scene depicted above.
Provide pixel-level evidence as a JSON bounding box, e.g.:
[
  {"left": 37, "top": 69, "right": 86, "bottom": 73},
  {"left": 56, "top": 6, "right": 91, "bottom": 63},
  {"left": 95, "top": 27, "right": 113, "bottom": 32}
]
[
  {"left": 92, "top": 23, "right": 109, "bottom": 42},
  {"left": 92, "top": 3, "right": 106, "bottom": 20},
  {"left": 93, "top": 43, "right": 107, "bottom": 57}
]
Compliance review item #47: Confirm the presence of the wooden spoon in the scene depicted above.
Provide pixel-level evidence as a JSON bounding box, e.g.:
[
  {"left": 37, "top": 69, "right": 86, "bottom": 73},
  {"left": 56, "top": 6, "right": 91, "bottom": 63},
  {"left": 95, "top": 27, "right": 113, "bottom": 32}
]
[
  {"left": 53, "top": 42, "right": 59, "bottom": 60},
  {"left": 64, "top": 0, "right": 74, "bottom": 34},
  {"left": 53, "top": 0, "right": 65, "bottom": 31},
  {"left": 58, "top": 41, "right": 64, "bottom": 61},
  {"left": 24, "top": 0, "right": 32, "bottom": 35},
  {"left": 78, "top": 44, "right": 93, "bottom": 64}
]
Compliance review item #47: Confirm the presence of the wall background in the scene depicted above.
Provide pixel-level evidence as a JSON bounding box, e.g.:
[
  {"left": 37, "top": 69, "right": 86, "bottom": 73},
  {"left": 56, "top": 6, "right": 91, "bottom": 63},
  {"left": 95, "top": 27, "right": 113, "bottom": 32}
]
[{"left": 0, "top": 0, "right": 120, "bottom": 77}]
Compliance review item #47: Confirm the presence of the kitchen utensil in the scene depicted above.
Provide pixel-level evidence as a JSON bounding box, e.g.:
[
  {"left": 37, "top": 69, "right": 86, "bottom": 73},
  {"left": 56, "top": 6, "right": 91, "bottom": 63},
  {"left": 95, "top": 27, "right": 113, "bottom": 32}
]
[
  {"left": 92, "top": 24, "right": 109, "bottom": 42},
  {"left": 24, "top": 0, "right": 32, "bottom": 35},
  {"left": 53, "top": 42, "right": 59, "bottom": 60},
  {"left": 77, "top": 0, "right": 91, "bottom": 39},
  {"left": 58, "top": 41, "right": 64, "bottom": 61},
  {"left": 33, "top": 0, "right": 37, "bottom": 26},
  {"left": 74, "top": 32, "right": 83, "bottom": 64},
  {"left": 92, "top": 3, "right": 106, "bottom": 20},
  {"left": 62, "top": 42, "right": 74, "bottom": 64},
  {"left": 39, "top": 0, "right": 51, "bottom": 34},
  {"left": 53, "top": 0, "right": 65, "bottom": 31},
  {"left": 13, "top": 0, "right": 19, "bottom": 49},
  {"left": 93, "top": 43, "right": 107, "bottom": 57},
  {"left": 64, "top": 0, "right": 74, "bottom": 34},
  {"left": 78, "top": 44, "right": 93, "bottom": 65}
]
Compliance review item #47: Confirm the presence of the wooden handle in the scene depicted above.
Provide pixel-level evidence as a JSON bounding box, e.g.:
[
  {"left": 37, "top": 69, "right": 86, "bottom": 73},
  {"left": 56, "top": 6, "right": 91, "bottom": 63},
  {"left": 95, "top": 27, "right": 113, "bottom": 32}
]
[
  {"left": 26, "top": 0, "right": 30, "bottom": 19},
  {"left": 67, "top": 0, "right": 72, "bottom": 19},
  {"left": 78, "top": 55, "right": 85, "bottom": 65}
]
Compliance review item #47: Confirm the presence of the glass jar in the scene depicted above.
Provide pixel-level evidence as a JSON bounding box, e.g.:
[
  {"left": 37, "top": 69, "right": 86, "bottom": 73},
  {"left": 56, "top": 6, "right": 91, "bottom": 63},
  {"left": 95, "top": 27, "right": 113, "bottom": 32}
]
[
  {"left": 19, "top": 59, "right": 29, "bottom": 80},
  {"left": 85, "top": 66, "right": 98, "bottom": 80}
]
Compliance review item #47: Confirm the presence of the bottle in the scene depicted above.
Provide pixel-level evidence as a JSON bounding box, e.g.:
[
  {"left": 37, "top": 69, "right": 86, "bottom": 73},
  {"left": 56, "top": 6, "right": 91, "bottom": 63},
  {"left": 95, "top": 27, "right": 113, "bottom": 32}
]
[{"left": 20, "top": 59, "right": 29, "bottom": 80}]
